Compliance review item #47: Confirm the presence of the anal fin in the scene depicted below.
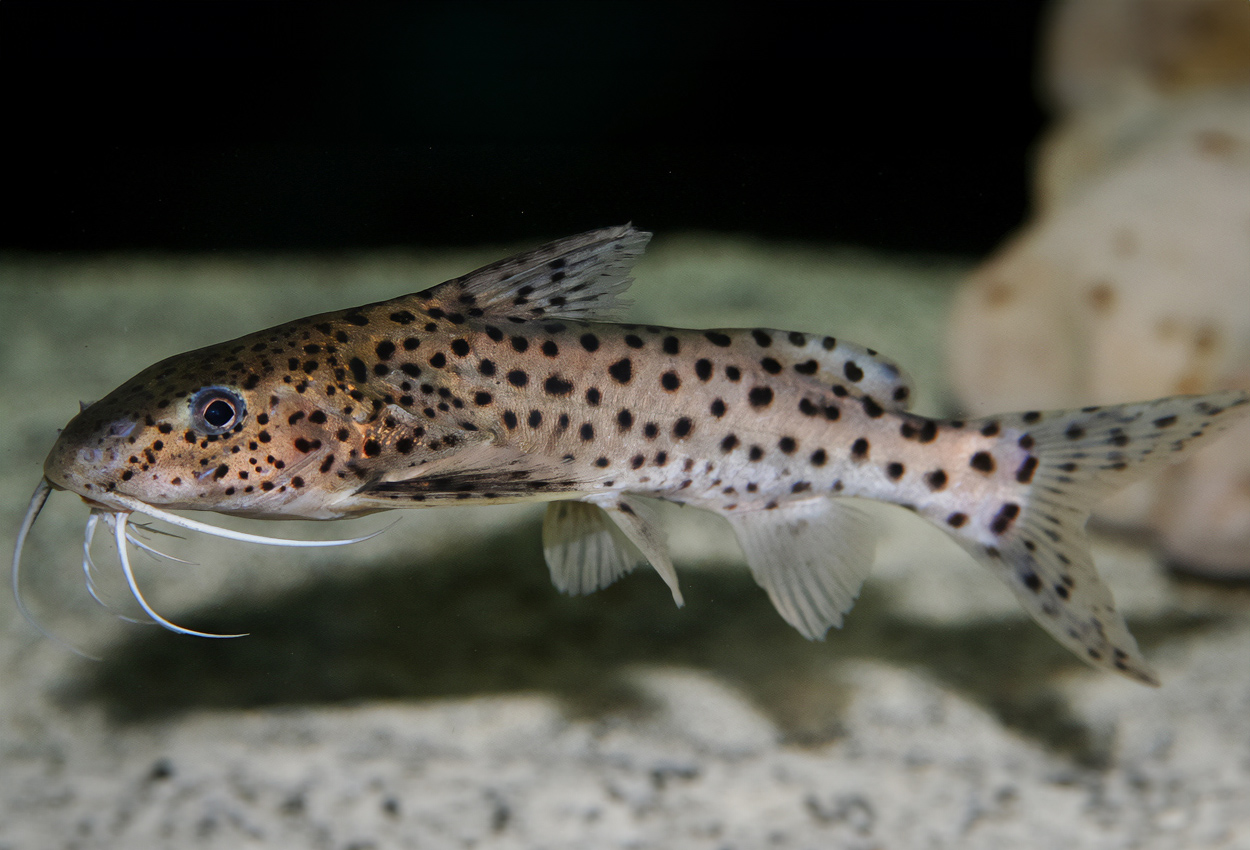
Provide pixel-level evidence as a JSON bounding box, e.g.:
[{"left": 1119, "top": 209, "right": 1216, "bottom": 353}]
[{"left": 725, "top": 498, "right": 877, "bottom": 639}]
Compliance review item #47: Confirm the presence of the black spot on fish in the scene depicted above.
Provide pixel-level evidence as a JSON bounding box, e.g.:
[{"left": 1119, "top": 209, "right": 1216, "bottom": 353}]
[
  {"left": 970, "top": 451, "right": 996, "bottom": 473},
  {"left": 705, "top": 331, "right": 731, "bottom": 347},
  {"left": 748, "top": 387, "right": 773, "bottom": 407},
  {"left": 990, "top": 503, "right": 1020, "bottom": 534},
  {"left": 545, "top": 375, "right": 574, "bottom": 396},
  {"left": 608, "top": 358, "right": 633, "bottom": 384}
]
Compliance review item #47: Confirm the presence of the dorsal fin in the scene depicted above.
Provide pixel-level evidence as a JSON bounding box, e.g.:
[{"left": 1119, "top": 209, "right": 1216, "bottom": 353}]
[{"left": 414, "top": 225, "right": 650, "bottom": 323}]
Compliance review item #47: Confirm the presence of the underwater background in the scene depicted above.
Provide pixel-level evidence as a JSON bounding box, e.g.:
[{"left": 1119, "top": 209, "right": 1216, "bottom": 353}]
[{"left": 4, "top": 2, "right": 1249, "bottom": 848}]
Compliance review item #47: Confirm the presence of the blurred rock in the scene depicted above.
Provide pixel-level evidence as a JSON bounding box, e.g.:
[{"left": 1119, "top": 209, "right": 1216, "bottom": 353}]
[{"left": 948, "top": 0, "right": 1250, "bottom": 577}]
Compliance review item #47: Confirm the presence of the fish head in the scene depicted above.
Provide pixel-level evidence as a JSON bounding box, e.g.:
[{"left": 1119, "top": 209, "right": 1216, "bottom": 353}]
[{"left": 43, "top": 338, "right": 367, "bottom": 519}]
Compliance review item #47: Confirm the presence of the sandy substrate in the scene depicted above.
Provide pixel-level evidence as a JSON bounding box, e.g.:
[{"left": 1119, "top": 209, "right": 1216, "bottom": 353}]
[{"left": 2, "top": 235, "right": 1248, "bottom": 849}]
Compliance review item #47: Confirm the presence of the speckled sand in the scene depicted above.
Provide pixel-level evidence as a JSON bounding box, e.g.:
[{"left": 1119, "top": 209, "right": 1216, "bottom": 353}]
[{"left": 2, "top": 235, "right": 1248, "bottom": 849}]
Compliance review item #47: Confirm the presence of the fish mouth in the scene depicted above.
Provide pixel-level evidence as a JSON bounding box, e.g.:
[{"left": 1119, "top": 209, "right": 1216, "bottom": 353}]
[{"left": 10, "top": 477, "right": 390, "bottom": 652}]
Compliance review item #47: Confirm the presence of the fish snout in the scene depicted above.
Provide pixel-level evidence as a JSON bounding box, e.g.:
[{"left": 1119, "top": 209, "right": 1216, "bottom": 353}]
[{"left": 42, "top": 412, "right": 139, "bottom": 496}]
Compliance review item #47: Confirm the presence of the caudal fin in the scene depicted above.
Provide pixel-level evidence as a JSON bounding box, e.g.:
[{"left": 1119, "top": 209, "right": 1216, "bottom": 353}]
[{"left": 948, "top": 390, "right": 1249, "bottom": 685}]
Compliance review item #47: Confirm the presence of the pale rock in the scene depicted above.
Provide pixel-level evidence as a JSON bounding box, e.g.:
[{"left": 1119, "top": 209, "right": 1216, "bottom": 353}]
[{"left": 949, "top": 0, "right": 1250, "bottom": 576}]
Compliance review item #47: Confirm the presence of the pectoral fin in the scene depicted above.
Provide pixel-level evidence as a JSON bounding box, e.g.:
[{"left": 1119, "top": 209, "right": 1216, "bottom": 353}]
[{"left": 352, "top": 407, "right": 583, "bottom": 507}]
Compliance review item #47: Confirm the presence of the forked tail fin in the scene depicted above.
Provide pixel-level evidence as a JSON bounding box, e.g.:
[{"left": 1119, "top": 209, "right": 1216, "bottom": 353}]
[{"left": 944, "top": 390, "right": 1249, "bottom": 684}]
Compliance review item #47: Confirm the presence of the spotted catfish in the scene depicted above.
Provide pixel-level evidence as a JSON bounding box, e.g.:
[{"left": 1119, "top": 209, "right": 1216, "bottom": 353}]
[{"left": 17, "top": 225, "right": 1250, "bottom": 682}]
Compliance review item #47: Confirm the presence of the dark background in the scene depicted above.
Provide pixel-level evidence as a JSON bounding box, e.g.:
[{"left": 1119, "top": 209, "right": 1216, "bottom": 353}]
[{"left": 3, "top": 1, "right": 1050, "bottom": 255}]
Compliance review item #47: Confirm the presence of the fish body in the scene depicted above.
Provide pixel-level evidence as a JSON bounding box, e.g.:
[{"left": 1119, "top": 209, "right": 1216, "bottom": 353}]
[{"left": 27, "top": 226, "right": 1250, "bottom": 683}]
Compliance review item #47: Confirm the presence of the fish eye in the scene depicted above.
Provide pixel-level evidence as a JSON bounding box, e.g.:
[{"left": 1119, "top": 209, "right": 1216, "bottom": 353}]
[{"left": 190, "top": 387, "right": 246, "bottom": 435}]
